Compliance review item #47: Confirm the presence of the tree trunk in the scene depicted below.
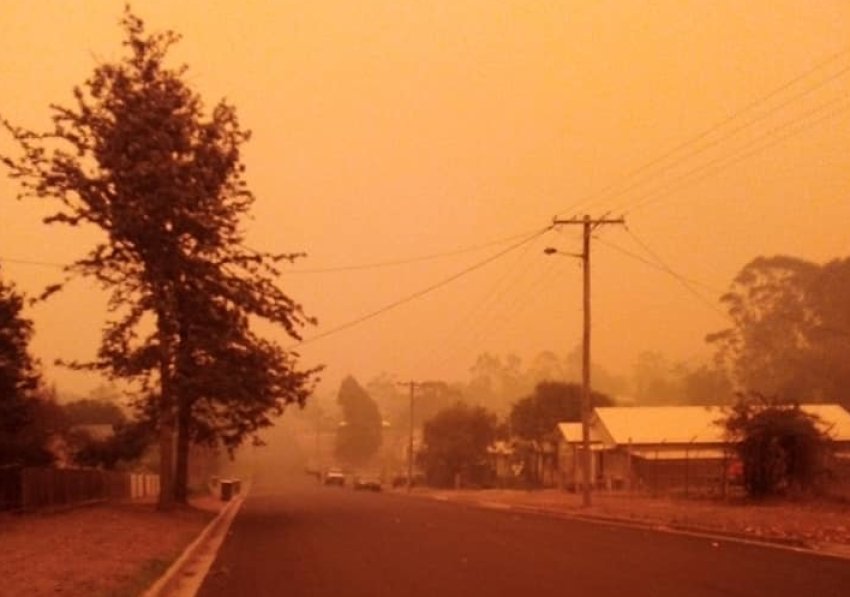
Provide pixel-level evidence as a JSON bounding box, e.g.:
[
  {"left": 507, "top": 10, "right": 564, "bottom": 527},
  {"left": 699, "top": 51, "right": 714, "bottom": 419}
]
[
  {"left": 173, "top": 304, "right": 193, "bottom": 504},
  {"left": 156, "top": 309, "right": 176, "bottom": 510},
  {"left": 174, "top": 396, "right": 191, "bottom": 503},
  {"left": 158, "top": 412, "right": 175, "bottom": 510}
]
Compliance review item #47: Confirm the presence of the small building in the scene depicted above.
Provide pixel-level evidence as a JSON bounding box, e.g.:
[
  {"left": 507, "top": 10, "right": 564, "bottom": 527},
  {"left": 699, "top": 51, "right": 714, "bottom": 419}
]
[
  {"left": 556, "top": 422, "right": 605, "bottom": 490},
  {"left": 557, "top": 403, "right": 850, "bottom": 494},
  {"left": 592, "top": 406, "right": 729, "bottom": 493}
]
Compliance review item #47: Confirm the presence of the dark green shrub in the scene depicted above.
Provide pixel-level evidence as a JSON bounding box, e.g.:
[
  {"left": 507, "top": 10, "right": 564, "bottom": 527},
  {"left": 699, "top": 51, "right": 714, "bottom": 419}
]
[{"left": 724, "top": 394, "right": 830, "bottom": 498}]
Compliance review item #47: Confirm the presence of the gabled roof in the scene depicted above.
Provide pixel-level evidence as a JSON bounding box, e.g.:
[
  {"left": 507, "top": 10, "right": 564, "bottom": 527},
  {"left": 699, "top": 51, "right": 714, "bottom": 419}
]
[
  {"left": 557, "top": 422, "right": 604, "bottom": 444},
  {"left": 593, "top": 406, "right": 725, "bottom": 446},
  {"left": 591, "top": 404, "right": 850, "bottom": 447}
]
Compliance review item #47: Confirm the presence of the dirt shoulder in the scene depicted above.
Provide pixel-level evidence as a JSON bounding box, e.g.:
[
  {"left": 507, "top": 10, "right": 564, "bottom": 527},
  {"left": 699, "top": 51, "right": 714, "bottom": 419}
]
[
  {"left": 0, "top": 496, "right": 221, "bottom": 597},
  {"left": 414, "top": 488, "right": 850, "bottom": 552}
]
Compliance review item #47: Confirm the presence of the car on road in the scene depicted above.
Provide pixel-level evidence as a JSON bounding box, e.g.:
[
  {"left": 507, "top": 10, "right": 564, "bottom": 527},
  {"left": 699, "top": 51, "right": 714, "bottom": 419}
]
[
  {"left": 353, "top": 475, "right": 382, "bottom": 492},
  {"left": 324, "top": 468, "right": 346, "bottom": 486}
]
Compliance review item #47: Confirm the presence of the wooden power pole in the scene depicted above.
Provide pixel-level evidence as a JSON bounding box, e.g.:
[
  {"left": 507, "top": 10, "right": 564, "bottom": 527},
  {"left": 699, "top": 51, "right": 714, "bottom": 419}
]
[
  {"left": 398, "top": 381, "right": 420, "bottom": 492},
  {"left": 551, "top": 215, "right": 624, "bottom": 507}
]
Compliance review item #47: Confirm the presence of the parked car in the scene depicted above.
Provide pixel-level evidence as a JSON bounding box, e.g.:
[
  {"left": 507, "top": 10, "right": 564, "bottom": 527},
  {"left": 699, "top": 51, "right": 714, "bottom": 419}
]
[{"left": 324, "top": 468, "right": 346, "bottom": 486}]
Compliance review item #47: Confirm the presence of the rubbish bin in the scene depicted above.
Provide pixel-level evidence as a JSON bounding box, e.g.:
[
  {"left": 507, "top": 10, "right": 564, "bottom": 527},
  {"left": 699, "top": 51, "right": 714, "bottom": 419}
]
[{"left": 220, "top": 479, "right": 234, "bottom": 501}]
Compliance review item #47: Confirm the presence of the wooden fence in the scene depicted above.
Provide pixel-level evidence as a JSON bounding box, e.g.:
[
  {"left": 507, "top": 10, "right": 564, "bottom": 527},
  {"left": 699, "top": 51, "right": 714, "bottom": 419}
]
[{"left": 0, "top": 466, "right": 160, "bottom": 511}]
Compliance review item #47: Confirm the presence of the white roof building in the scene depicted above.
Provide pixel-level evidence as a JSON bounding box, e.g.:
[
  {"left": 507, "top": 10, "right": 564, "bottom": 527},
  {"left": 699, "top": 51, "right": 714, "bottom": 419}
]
[
  {"left": 556, "top": 404, "right": 850, "bottom": 461},
  {"left": 556, "top": 422, "right": 606, "bottom": 451},
  {"left": 593, "top": 406, "right": 726, "bottom": 448}
]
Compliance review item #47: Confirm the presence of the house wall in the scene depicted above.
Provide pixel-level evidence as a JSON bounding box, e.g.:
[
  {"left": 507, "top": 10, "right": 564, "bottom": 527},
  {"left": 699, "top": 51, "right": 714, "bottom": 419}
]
[
  {"left": 557, "top": 441, "right": 578, "bottom": 490},
  {"left": 597, "top": 449, "right": 631, "bottom": 489},
  {"left": 557, "top": 442, "right": 732, "bottom": 493},
  {"left": 556, "top": 442, "right": 607, "bottom": 490}
]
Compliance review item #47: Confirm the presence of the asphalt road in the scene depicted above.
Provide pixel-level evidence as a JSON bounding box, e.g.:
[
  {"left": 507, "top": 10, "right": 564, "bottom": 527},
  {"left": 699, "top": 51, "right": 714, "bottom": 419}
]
[{"left": 197, "top": 479, "right": 850, "bottom": 597}]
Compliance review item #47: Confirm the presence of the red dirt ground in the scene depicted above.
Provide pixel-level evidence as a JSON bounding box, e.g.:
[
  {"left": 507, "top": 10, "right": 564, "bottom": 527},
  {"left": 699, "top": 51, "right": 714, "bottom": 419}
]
[{"left": 0, "top": 497, "right": 220, "bottom": 597}]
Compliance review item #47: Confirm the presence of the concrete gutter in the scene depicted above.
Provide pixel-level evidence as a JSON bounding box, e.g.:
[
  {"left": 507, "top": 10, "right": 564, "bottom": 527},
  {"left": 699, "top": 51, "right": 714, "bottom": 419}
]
[{"left": 143, "top": 492, "right": 246, "bottom": 597}]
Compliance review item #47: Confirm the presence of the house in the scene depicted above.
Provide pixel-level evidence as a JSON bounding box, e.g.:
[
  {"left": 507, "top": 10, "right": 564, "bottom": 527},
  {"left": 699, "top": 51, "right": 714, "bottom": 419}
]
[
  {"left": 556, "top": 422, "right": 605, "bottom": 490},
  {"left": 591, "top": 406, "right": 729, "bottom": 493},
  {"left": 557, "top": 404, "right": 850, "bottom": 494}
]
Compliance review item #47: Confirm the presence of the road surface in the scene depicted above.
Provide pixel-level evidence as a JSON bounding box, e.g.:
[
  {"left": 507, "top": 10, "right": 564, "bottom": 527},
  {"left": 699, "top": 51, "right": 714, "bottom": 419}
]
[{"left": 197, "top": 479, "right": 850, "bottom": 597}]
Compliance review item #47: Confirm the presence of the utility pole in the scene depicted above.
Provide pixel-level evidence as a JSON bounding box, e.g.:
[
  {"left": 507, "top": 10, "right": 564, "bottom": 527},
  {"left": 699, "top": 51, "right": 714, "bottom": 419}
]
[
  {"left": 398, "top": 381, "right": 421, "bottom": 492},
  {"left": 550, "top": 214, "right": 624, "bottom": 507}
]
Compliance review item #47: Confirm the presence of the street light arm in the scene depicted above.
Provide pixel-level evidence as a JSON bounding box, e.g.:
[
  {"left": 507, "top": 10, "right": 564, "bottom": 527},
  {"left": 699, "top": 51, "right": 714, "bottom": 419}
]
[{"left": 543, "top": 247, "right": 583, "bottom": 259}]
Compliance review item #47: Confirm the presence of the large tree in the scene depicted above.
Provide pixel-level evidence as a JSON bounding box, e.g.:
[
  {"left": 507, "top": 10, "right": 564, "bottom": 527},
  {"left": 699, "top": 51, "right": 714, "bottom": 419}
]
[
  {"left": 2, "top": 9, "right": 317, "bottom": 505},
  {"left": 420, "top": 402, "right": 497, "bottom": 488},
  {"left": 0, "top": 269, "right": 53, "bottom": 465},
  {"left": 708, "top": 255, "right": 850, "bottom": 409},
  {"left": 509, "top": 381, "right": 613, "bottom": 443},
  {"left": 334, "top": 376, "right": 383, "bottom": 468}
]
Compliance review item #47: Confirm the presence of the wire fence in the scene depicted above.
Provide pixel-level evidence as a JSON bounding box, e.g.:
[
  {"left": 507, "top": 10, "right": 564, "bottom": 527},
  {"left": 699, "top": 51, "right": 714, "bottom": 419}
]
[{"left": 630, "top": 456, "right": 731, "bottom": 498}]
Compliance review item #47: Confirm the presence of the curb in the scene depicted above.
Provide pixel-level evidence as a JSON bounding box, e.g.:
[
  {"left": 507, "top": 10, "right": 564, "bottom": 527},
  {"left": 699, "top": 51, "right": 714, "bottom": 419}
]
[
  {"left": 406, "top": 491, "right": 850, "bottom": 561},
  {"left": 142, "top": 493, "right": 246, "bottom": 597},
  {"left": 502, "top": 503, "right": 812, "bottom": 549}
]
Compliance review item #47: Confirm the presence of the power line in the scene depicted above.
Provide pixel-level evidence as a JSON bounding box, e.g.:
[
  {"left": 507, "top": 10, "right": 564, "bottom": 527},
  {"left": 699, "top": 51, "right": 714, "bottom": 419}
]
[
  {"left": 610, "top": 74, "right": 850, "bottom": 214},
  {"left": 281, "top": 227, "right": 545, "bottom": 274},
  {"left": 555, "top": 46, "right": 850, "bottom": 217},
  {"left": 290, "top": 226, "right": 554, "bottom": 348},
  {"left": 623, "top": 226, "right": 729, "bottom": 320},
  {"left": 625, "top": 95, "right": 850, "bottom": 214},
  {"left": 3, "top": 227, "right": 548, "bottom": 276},
  {"left": 415, "top": 236, "right": 562, "bottom": 375},
  {"left": 0, "top": 256, "right": 68, "bottom": 269},
  {"left": 409, "top": 234, "right": 544, "bottom": 373},
  {"left": 596, "top": 236, "right": 723, "bottom": 295}
]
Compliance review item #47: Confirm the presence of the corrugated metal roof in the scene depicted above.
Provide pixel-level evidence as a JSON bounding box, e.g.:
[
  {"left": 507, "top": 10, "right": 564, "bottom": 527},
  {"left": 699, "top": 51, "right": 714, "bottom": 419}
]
[
  {"left": 593, "top": 406, "right": 726, "bottom": 446},
  {"left": 592, "top": 404, "right": 850, "bottom": 446}
]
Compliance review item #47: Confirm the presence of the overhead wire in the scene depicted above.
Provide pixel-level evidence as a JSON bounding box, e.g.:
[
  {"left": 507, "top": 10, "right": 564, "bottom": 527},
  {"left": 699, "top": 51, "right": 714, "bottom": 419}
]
[
  {"left": 0, "top": 256, "right": 68, "bottom": 269},
  {"left": 0, "top": 226, "right": 546, "bottom": 275},
  {"left": 409, "top": 232, "right": 547, "bottom": 373},
  {"left": 624, "top": 94, "right": 850, "bottom": 214},
  {"left": 280, "top": 227, "right": 547, "bottom": 274},
  {"left": 289, "top": 226, "right": 554, "bottom": 349},
  {"left": 606, "top": 59, "right": 850, "bottom": 215},
  {"left": 554, "top": 46, "right": 850, "bottom": 218},
  {"left": 414, "top": 231, "right": 567, "bottom": 375},
  {"left": 595, "top": 236, "right": 723, "bottom": 295},
  {"left": 622, "top": 226, "right": 729, "bottom": 320}
]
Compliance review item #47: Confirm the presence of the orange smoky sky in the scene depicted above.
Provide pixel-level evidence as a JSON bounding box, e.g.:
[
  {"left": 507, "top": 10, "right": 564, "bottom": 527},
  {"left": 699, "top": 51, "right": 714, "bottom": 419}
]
[{"left": 1, "top": 0, "right": 849, "bottom": 401}]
